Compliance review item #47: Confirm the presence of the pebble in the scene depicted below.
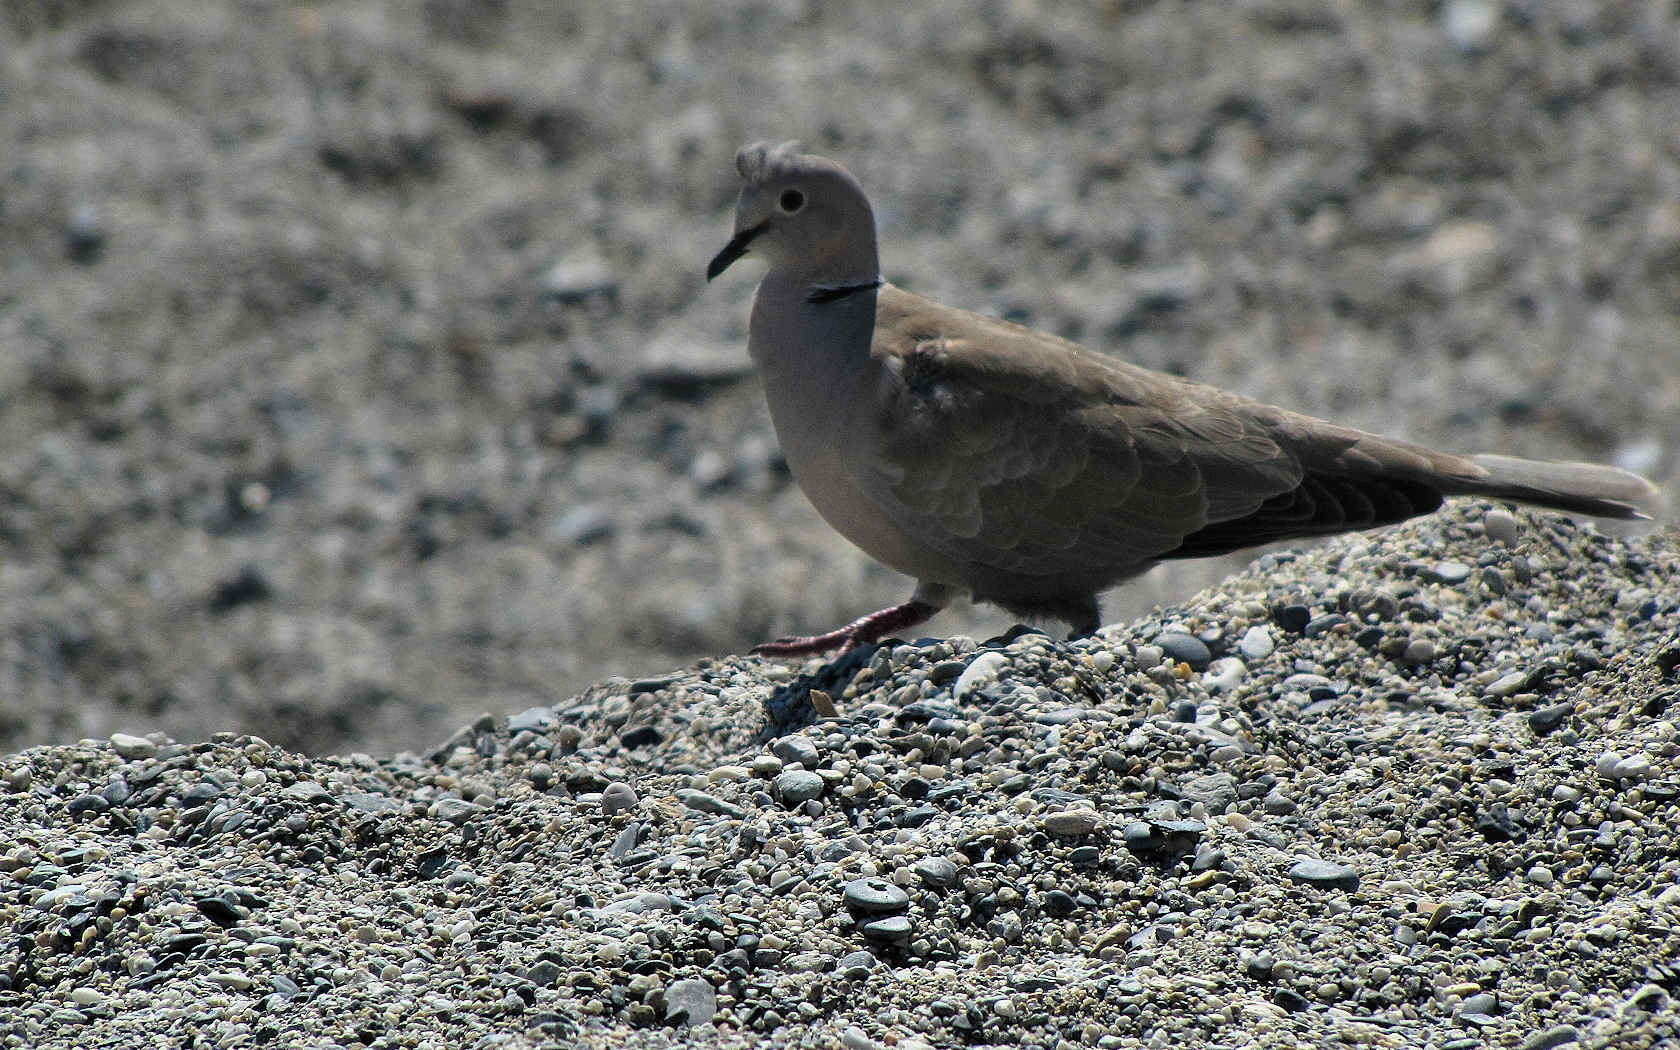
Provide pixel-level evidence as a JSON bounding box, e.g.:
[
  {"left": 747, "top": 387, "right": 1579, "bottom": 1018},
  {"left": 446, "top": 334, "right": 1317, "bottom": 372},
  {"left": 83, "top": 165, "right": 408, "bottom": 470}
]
[
  {"left": 771, "top": 735, "right": 820, "bottom": 769},
  {"left": 774, "top": 769, "right": 825, "bottom": 805},
  {"left": 107, "top": 733, "right": 157, "bottom": 760},
  {"left": 1287, "top": 858, "right": 1360, "bottom": 891},
  {"left": 844, "top": 877, "right": 910, "bottom": 915},
  {"left": 1202, "top": 657, "right": 1245, "bottom": 694},
  {"left": 1528, "top": 702, "right": 1572, "bottom": 736},
  {"left": 600, "top": 781, "right": 638, "bottom": 815},
  {"left": 952, "top": 652, "right": 1009, "bottom": 699},
  {"left": 1403, "top": 638, "right": 1437, "bottom": 664},
  {"left": 1238, "top": 625, "right": 1274, "bottom": 660},
  {"left": 1043, "top": 809, "right": 1102, "bottom": 835},
  {"left": 664, "top": 977, "right": 717, "bottom": 1025},
  {"left": 1429, "top": 561, "right": 1473, "bottom": 585},
  {"left": 912, "top": 857, "right": 959, "bottom": 889},
  {"left": 1155, "top": 632, "right": 1211, "bottom": 670}
]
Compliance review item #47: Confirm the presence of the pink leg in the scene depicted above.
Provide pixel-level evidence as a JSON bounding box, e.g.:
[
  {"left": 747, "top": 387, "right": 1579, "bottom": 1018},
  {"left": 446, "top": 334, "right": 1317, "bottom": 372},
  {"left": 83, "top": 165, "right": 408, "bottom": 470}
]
[{"left": 752, "top": 600, "right": 939, "bottom": 657}]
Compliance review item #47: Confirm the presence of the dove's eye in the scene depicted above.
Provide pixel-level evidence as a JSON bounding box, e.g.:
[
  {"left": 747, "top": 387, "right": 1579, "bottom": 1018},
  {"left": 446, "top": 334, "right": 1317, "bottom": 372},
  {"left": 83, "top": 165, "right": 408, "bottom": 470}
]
[{"left": 778, "top": 189, "right": 805, "bottom": 213}]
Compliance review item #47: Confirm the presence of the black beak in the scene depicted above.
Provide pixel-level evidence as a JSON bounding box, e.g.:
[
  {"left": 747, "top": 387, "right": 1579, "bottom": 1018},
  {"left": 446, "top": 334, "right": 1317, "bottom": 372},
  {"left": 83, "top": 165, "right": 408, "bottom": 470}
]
[{"left": 706, "top": 224, "right": 763, "bottom": 281}]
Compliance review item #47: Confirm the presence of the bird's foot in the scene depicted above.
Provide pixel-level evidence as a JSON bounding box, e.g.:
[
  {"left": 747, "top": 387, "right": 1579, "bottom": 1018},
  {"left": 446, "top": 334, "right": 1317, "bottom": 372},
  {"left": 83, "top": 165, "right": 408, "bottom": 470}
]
[{"left": 752, "top": 600, "right": 938, "bottom": 657}]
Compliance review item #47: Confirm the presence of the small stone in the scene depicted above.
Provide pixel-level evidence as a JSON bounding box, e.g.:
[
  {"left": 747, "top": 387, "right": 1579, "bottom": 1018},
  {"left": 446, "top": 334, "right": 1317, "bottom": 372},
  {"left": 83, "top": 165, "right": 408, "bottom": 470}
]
[
  {"left": 281, "top": 781, "right": 332, "bottom": 804},
  {"left": 1287, "top": 857, "right": 1359, "bottom": 891},
  {"left": 1430, "top": 561, "right": 1473, "bottom": 585},
  {"left": 774, "top": 769, "right": 825, "bottom": 806},
  {"left": 1621, "top": 983, "right": 1670, "bottom": 1017},
  {"left": 1485, "top": 670, "right": 1530, "bottom": 698},
  {"left": 1132, "top": 645, "right": 1164, "bottom": 671},
  {"left": 1238, "top": 625, "right": 1274, "bottom": 660},
  {"left": 1442, "top": 0, "right": 1500, "bottom": 53},
  {"left": 1262, "top": 790, "right": 1297, "bottom": 815},
  {"left": 1403, "top": 638, "right": 1437, "bottom": 664},
  {"left": 1595, "top": 752, "right": 1625, "bottom": 781},
  {"left": 844, "top": 877, "right": 910, "bottom": 915},
  {"left": 1181, "top": 771, "right": 1238, "bottom": 812},
  {"left": 771, "top": 736, "right": 820, "bottom": 769},
  {"left": 912, "top": 857, "right": 959, "bottom": 889},
  {"left": 1043, "top": 809, "right": 1102, "bottom": 836},
  {"left": 953, "top": 651, "right": 1010, "bottom": 699},
  {"left": 506, "top": 707, "right": 554, "bottom": 733},
  {"left": 1612, "top": 755, "right": 1652, "bottom": 782},
  {"left": 429, "top": 798, "right": 483, "bottom": 824},
  {"left": 1272, "top": 604, "right": 1311, "bottom": 634},
  {"left": 857, "top": 914, "right": 913, "bottom": 945},
  {"left": 1155, "top": 632, "right": 1211, "bottom": 670},
  {"left": 664, "top": 977, "right": 716, "bottom": 1026},
  {"left": 676, "top": 790, "right": 743, "bottom": 817},
  {"left": 1521, "top": 1025, "right": 1580, "bottom": 1050},
  {"left": 109, "top": 733, "right": 157, "bottom": 760},
  {"left": 1458, "top": 992, "right": 1497, "bottom": 1017},
  {"left": 1203, "top": 657, "right": 1245, "bottom": 695},
  {"left": 601, "top": 782, "right": 638, "bottom": 816},
  {"left": 1528, "top": 702, "right": 1572, "bottom": 736},
  {"left": 1302, "top": 613, "right": 1347, "bottom": 638},
  {"left": 837, "top": 951, "right": 879, "bottom": 979},
  {"left": 549, "top": 505, "right": 614, "bottom": 546}
]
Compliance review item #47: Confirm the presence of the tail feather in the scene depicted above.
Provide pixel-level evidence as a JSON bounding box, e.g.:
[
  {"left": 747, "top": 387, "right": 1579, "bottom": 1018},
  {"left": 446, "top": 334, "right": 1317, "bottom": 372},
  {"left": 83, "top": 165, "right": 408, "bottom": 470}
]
[{"left": 1460, "top": 454, "right": 1664, "bottom": 522}]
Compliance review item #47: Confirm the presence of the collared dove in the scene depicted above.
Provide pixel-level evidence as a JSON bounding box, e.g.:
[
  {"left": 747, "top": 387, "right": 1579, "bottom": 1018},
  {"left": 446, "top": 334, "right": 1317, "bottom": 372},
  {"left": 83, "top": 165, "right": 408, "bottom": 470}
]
[{"left": 707, "top": 142, "right": 1661, "bottom": 655}]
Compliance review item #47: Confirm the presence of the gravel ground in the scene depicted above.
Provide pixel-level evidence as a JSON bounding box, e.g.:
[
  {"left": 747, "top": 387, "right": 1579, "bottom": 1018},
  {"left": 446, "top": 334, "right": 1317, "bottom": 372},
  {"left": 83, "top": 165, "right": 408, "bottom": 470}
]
[
  {"left": 3, "top": 505, "right": 1678, "bottom": 1049},
  {"left": 3, "top": 1, "right": 1679, "bottom": 755}
]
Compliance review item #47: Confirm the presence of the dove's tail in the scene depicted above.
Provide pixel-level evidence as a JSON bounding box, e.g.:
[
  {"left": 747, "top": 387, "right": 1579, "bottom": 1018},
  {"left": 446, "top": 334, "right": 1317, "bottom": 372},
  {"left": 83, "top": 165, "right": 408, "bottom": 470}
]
[{"left": 1451, "top": 454, "right": 1664, "bottom": 522}]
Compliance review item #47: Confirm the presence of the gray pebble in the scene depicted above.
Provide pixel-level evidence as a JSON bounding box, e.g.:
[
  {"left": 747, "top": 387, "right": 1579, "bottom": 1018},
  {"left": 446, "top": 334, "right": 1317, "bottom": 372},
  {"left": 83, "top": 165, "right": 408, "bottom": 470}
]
[
  {"left": 1263, "top": 790, "right": 1298, "bottom": 815},
  {"left": 430, "top": 798, "right": 483, "bottom": 824},
  {"left": 663, "top": 977, "right": 716, "bottom": 1025},
  {"left": 1430, "top": 560, "right": 1473, "bottom": 584},
  {"left": 1595, "top": 752, "right": 1625, "bottom": 781},
  {"left": 676, "top": 789, "right": 743, "bottom": 817},
  {"left": 1485, "top": 670, "right": 1530, "bottom": 698},
  {"left": 857, "top": 914, "right": 913, "bottom": 945},
  {"left": 953, "top": 651, "right": 1009, "bottom": 699},
  {"left": 837, "top": 951, "right": 880, "bottom": 979},
  {"left": 1155, "top": 632, "right": 1211, "bottom": 670},
  {"left": 1521, "top": 1025, "right": 1580, "bottom": 1050},
  {"left": 774, "top": 769, "right": 825, "bottom": 805},
  {"left": 1483, "top": 507, "right": 1522, "bottom": 544},
  {"left": 1302, "top": 613, "right": 1348, "bottom": 637},
  {"left": 1528, "top": 702, "right": 1573, "bottom": 736},
  {"left": 913, "top": 856, "right": 959, "bottom": 889},
  {"left": 1458, "top": 992, "right": 1498, "bottom": 1017},
  {"left": 1287, "top": 857, "right": 1360, "bottom": 891},
  {"left": 108, "top": 733, "right": 158, "bottom": 760},
  {"left": 1044, "top": 809, "right": 1102, "bottom": 835},
  {"left": 844, "top": 877, "right": 910, "bottom": 915},
  {"left": 601, "top": 781, "right": 638, "bottom": 816},
  {"left": 772, "top": 735, "right": 820, "bottom": 768},
  {"left": 1403, "top": 638, "right": 1437, "bottom": 664}
]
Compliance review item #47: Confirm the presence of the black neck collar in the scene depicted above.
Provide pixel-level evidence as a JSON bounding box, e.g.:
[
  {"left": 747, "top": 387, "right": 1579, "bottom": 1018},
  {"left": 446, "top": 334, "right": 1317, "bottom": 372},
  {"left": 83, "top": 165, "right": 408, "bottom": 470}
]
[{"left": 806, "top": 278, "right": 883, "bottom": 304}]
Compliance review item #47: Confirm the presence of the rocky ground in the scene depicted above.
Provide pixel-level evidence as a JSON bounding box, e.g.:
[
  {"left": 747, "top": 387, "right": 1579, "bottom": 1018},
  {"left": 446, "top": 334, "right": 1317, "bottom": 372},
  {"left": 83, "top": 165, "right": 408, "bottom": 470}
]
[
  {"left": 2, "top": 505, "right": 1677, "bottom": 1049},
  {"left": 2, "top": 0, "right": 1677, "bottom": 756}
]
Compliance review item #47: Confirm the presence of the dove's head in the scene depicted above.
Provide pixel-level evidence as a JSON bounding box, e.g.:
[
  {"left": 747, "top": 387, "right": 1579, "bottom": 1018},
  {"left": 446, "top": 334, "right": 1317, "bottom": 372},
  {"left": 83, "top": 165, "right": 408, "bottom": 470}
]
[{"left": 707, "top": 142, "right": 879, "bottom": 286}]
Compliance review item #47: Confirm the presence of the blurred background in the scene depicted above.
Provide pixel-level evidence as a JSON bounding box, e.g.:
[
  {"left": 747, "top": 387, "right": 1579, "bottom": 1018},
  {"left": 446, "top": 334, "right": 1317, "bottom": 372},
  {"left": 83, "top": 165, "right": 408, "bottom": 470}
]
[{"left": 1, "top": 0, "right": 1676, "bottom": 755}]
